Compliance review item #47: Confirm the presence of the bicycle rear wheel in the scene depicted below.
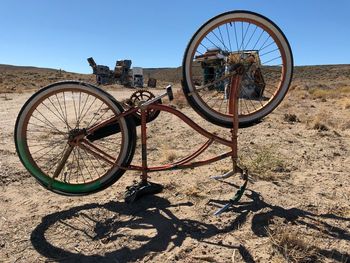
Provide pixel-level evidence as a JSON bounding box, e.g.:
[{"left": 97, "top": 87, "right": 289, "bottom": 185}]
[
  {"left": 14, "top": 81, "right": 136, "bottom": 195},
  {"left": 182, "top": 10, "right": 293, "bottom": 127}
]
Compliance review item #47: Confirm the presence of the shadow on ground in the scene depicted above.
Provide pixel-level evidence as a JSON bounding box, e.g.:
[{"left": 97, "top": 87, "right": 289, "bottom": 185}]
[
  {"left": 210, "top": 189, "right": 350, "bottom": 262},
  {"left": 31, "top": 190, "right": 350, "bottom": 262}
]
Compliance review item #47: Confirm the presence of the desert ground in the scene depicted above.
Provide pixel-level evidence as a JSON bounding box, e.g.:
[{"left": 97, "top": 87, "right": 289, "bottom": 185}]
[{"left": 0, "top": 64, "right": 349, "bottom": 262}]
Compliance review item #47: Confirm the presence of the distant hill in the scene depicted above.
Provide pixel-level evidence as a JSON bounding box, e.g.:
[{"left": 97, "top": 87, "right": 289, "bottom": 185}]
[
  {"left": 1, "top": 63, "right": 350, "bottom": 93},
  {"left": 0, "top": 64, "right": 94, "bottom": 92},
  {"left": 143, "top": 67, "right": 182, "bottom": 83}
]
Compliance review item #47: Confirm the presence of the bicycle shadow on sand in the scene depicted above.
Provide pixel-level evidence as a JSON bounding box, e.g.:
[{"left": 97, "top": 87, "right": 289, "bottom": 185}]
[
  {"left": 30, "top": 196, "right": 255, "bottom": 263},
  {"left": 209, "top": 188, "right": 350, "bottom": 263},
  {"left": 31, "top": 190, "right": 350, "bottom": 263}
]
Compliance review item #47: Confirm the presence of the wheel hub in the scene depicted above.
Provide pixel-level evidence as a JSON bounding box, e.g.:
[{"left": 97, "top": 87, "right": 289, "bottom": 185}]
[{"left": 68, "top": 128, "right": 87, "bottom": 144}]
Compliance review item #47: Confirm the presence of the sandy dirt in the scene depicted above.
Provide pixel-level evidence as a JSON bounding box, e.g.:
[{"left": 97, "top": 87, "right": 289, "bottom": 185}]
[{"left": 0, "top": 75, "right": 350, "bottom": 263}]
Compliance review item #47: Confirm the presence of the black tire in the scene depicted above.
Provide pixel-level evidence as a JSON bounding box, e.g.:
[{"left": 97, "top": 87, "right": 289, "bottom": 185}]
[
  {"left": 182, "top": 10, "right": 293, "bottom": 127},
  {"left": 14, "top": 81, "right": 136, "bottom": 195}
]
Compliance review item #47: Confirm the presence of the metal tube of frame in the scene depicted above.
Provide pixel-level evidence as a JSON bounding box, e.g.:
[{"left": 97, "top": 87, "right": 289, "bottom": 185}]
[
  {"left": 140, "top": 108, "right": 148, "bottom": 181},
  {"left": 140, "top": 85, "right": 172, "bottom": 109},
  {"left": 229, "top": 73, "right": 242, "bottom": 171}
]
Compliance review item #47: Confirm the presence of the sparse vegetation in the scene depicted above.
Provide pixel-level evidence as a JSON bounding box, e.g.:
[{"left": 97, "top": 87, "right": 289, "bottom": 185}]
[
  {"left": 172, "top": 88, "right": 189, "bottom": 109},
  {"left": 340, "top": 97, "right": 350, "bottom": 109},
  {"left": 268, "top": 225, "right": 320, "bottom": 263},
  {"left": 308, "top": 86, "right": 350, "bottom": 99},
  {"left": 313, "top": 122, "right": 329, "bottom": 131},
  {"left": 308, "top": 114, "right": 331, "bottom": 131},
  {"left": 284, "top": 113, "right": 300, "bottom": 123},
  {"left": 165, "top": 150, "right": 178, "bottom": 162},
  {"left": 0, "top": 65, "right": 94, "bottom": 93},
  {"left": 242, "top": 146, "right": 288, "bottom": 180},
  {"left": 1, "top": 64, "right": 350, "bottom": 262}
]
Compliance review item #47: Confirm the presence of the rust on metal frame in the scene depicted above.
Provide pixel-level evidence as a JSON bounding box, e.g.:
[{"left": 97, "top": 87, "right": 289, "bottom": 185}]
[{"left": 79, "top": 71, "right": 243, "bottom": 178}]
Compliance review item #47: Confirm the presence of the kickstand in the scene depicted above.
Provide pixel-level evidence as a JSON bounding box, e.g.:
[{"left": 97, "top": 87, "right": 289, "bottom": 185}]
[
  {"left": 125, "top": 180, "right": 163, "bottom": 204},
  {"left": 214, "top": 169, "right": 248, "bottom": 216}
]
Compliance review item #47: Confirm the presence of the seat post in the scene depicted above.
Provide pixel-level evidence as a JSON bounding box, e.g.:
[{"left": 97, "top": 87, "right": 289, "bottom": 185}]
[{"left": 229, "top": 69, "right": 243, "bottom": 172}]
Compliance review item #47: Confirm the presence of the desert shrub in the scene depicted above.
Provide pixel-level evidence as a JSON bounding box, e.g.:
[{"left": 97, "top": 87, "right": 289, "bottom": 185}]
[
  {"left": 284, "top": 113, "right": 300, "bottom": 123},
  {"left": 172, "top": 89, "right": 188, "bottom": 109},
  {"left": 268, "top": 226, "right": 321, "bottom": 263},
  {"left": 307, "top": 114, "right": 331, "bottom": 131},
  {"left": 242, "top": 146, "right": 288, "bottom": 180}
]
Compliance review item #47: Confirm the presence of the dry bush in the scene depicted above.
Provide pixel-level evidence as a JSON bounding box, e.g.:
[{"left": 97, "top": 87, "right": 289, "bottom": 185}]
[
  {"left": 307, "top": 114, "right": 330, "bottom": 131},
  {"left": 268, "top": 226, "right": 321, "bottom": 263},
  {"left": 165, "top": 151, "right": 177, "bottom": 162},
  {"left": 159, "top": 146, "right": 179, "bottom": 163},
  {"left": 172, "top": 89, "right": 189, "bottom": 109},
  {"left": 312, "top": 122, "right": 329, "bottom": 131},
  {"left": 241, "top": 146, "right": 288, "bottom": 181},
  {"left": 283, "top": 113, "right": 300, "bottom": 123}
]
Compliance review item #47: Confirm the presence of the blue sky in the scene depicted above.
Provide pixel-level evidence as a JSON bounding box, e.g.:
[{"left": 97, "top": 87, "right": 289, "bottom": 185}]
[{"left": 1, "top": 0, "right": 349, "bottom": 73}]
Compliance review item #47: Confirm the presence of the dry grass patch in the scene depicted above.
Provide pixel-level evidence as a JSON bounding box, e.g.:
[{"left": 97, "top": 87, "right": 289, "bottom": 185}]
[
  {"left": 308, "top": 86, "right": 350, "bottom": 99},
  {"left": 183, "top": 185, "right": 206, "bottom": 199},
  {"left": 160, "top": 146, "right": 179, "bottom": 163},
  {"left": 307, "top": 114, "right": 331, "bottom": 131},
  {"left": 241, "top": 146, "right": 289, "bottom": 181},
  {"left": 268, "top": 225, "right": 321, "bottom": 263},
  {"left": 172, "top": 89, "right": 188, "bottom": 109},
  {"left": 339, "top": 97, "right": 350, "bottom": 109},
  {"left": 283, "top": 113, "right": 300, "bottom": 123}
]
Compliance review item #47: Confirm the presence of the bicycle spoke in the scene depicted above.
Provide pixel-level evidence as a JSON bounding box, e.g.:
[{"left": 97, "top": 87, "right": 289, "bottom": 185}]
[
  {"left": 212, "top": 28, "right": 230, "bottom": 51},
  {"left": 45, "top": 143, "right": 69, "bottom": 174},
  {"left": 77, "top": 147, "right": 94, "bottom": 181},
  {"left": 32, "top": 110, "right": 66, "bottom": 135},
  {"left": 260, "top": 48, "right": 280, "bottom": 57},
  {"left": 72, "top": 91, "right": 79, "bottom": 128},
  {"left": 252, "top": 29, "right": 265, "bottom": 50},
  {"left": 77, "top": 94, "right": 90, "bottom": 125},
  {"left": 85, "top": 101, "right": 105, "bottom": 128},
  {"left": 259, "top": 41, "right": 275, "bottom": 52},
  {"left": 239, "top": 22, "right": 251, "bottom": 50},
  {"left": 29, "top": 139, "right": 64, "bottom": 156},
  {"left": 78, "top": 96, "right": 98, "bottom": 126},
  {"left": 72, "top": 147, "right": 85, "bottom": 183},
  {"left": 46, "top": 97, "right": 71, "bottom": 131},
  {"left": 258, "top": 35, "right": 271, "bottom": 53},
  {"left": 55, "top": 93, "right": 68, "bottom": 124},
  {"left": 233, "top": 22, "right": 239, "bottom": 51},
  {"left": 262, "top": 56, "right": 282, "bottom": 65},
  {"left": 245, "top": 25, "right": 258, "bottom": 50},
  {"left": 225, "top": 23, "right": 232, "bottom": 52}
]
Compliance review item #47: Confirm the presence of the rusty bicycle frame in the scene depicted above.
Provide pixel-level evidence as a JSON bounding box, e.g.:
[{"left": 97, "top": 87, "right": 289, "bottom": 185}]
[{"left": 78, "top": 65, "right": 248, "bottom": 214}]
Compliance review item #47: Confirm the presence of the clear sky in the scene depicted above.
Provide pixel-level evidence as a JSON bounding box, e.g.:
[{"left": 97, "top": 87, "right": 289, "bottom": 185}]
[{"left": 1, "top": 0, "right": 349, "bottom": 73}]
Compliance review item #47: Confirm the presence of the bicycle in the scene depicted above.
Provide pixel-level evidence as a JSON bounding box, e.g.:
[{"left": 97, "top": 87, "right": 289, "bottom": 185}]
[{"left": 14, "top": 10, "right": 293, "bottom": 214}]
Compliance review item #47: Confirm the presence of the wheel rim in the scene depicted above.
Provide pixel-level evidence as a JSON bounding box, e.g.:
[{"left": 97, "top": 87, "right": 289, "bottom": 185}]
[
  {"left": 184, "top": 11, "right": 293, "bottom": 125},
  {"left": 18, "top": 84, "right": 127, "bottom": 189}
]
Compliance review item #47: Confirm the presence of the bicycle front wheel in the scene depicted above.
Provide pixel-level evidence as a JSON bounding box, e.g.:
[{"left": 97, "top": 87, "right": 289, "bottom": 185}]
[
  {"left": 182, "top": 10, "right": 293, "bottom": 127},
  {"left": 14, "top": 81, "right": 136, "bottom": 195}
]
